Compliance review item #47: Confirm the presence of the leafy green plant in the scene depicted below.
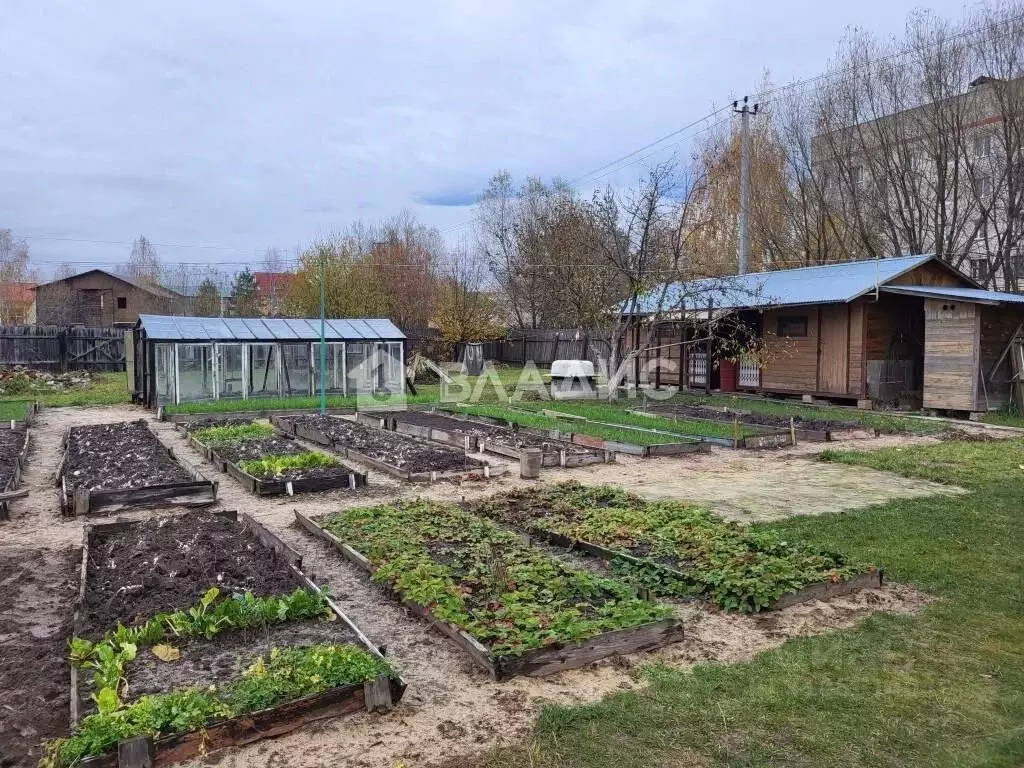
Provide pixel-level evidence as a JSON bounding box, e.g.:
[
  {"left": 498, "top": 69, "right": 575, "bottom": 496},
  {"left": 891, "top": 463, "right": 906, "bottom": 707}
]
[
  {"left": 472, "top": 482, "right": 872, "bottom": 612},
  {"left": 43, "top": 644, "right": 391, "bottom": 768},
  {"left": 321, "top": 500, "right": 672, "bottom": 657},
  {"left": 190, "top": 422, "right": 276, "bottom": 445},
  {"left": 239, "top": 451, "right": 339, "bottom": 478}
]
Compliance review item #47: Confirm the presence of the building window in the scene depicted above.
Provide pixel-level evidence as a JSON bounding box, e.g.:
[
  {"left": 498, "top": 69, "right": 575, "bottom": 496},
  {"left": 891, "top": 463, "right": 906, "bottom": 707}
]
[
  {"left": 970, "top": 258, "right": 987, "bottom": 282},
  {"left": 777, "top": 316, "right": 808, "bottom": 337},
  {"left": 975, "top": 174, "right": 993, "bottom": 197},
  {"left": 116, "top": 296, "right": 127, "bottom": 309},
  {"left": 974, "top": 134, "right": 993, "bottom": 158}
]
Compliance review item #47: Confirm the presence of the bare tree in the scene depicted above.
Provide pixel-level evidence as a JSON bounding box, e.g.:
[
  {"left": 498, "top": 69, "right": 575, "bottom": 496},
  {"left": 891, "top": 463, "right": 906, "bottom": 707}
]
[
  {"left": 433, "top": 244, "right": 503, "bottom": 344},
  {"left": 0, "top": 229, "right": 36, "bottom": 325},
  {"left": 121, "top": 235, "right": 162, "bottom": 286}
]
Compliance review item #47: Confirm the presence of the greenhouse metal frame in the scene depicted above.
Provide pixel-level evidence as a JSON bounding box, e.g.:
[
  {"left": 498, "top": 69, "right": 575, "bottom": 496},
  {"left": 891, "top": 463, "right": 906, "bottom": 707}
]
[{"left": 131, "top": 315, "right": 405, "bottom": 407}]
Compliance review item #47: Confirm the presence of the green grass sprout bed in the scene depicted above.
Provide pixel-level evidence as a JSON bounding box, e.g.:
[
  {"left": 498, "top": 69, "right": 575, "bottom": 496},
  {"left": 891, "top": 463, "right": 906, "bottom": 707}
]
[
  {"left": 472, "top": 483, "right": 874, "bottom": 612},
  {"left": 514, "top": 401, "right": 764, "bottom": 441},
  {"left": 442, "top": 403, "right": 698, "bottom": 447},
  {"left": 0, "top": 398, "right": 35, "bottom": 422},
  {"left": 319, "top": 500, "right": 674, "bottom": 659},
  {"left": 239, "top": 451, "right": 340, "bottom": 478}
]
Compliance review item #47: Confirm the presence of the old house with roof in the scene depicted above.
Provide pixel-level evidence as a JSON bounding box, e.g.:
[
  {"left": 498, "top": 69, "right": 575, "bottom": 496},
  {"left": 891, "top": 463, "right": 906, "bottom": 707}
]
[
  {"left": 33, "top": 269, "right": 185, "bottom": 327},
  {"left": 625, "top": 255, "right": 1024, "bottom": 414}
]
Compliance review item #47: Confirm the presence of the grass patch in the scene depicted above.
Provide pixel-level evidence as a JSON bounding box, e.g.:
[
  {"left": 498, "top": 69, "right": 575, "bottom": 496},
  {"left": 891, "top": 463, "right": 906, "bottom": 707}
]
[
  {"left": 443, "top": 403, "right": 697, "bottom": 447},
  {"left": 239, "top": 451, "right": 339, "bottom": 478},
  {"left": 662, "top": 392, "right": 943, "bottom": 435},
  {"left": 515, "top": 401, "right": 761, "bottom": 440},
  {"left": 980, "top": 409, "right": 1024, "bottom": 429},
  {"left": 0, "top": 372, "right": 131, "bottom": 408},
  {"left": 484, "top": 439, "right": 1024, "bottom": 768},
  {"left": 0, "top": 399, "right": 33, "bottom": 421}
]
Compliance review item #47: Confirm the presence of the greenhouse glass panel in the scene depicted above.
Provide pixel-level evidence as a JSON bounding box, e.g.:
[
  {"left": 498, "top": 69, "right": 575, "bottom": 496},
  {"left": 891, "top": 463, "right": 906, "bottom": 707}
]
[
  {"left": 346, "top": 342, "right": 371, "bottom": 394},
  {"left": 177, "top": 343, "right": 215, "bottom": 402},
  {"left": 217, "top": 344, "right": 244, "bottom": 399},
  {"left": 379, "top": 342, "right": 404, "bottom": 394},
  {"left": 246, "top": 343, "right": 279, "bottom": 396},
  {"left": 280, "top": 343, "right": 312, "bottom": 396},
  {"left": 312, "top": 343, "right": 346, "bottom": 395},
  {"left": 154, "top": 343, "right": 176, "bottom": 405}
]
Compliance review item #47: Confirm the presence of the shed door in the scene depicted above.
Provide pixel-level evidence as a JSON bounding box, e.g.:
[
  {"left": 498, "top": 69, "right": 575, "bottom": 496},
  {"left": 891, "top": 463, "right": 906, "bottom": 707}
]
[{"left": 818, "top": 305, "right": 849, "bottom": 394}]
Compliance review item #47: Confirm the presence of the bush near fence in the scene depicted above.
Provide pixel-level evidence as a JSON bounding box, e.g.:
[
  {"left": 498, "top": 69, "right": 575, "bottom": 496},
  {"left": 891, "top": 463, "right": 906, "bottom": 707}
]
[{"left": 0, "top": 326, "right": 126, "bottom": 372}]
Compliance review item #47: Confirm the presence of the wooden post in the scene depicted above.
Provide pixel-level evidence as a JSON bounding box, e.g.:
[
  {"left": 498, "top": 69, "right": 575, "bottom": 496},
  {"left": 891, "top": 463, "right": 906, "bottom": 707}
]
[
  {"left": 363, "top": 675, "right": 393, "bottom": 713},
  {"left": 117, "top": 735, "right": 155, "bottom": 768},
  {"left": 733, "top": 416, "right": 740, "bottom": 449},
  {"left": 790, "top": 417, "right": 796, "bottom": 445},
  {"left": 705, "top": 299, "right": 713, "bottom": 395}
]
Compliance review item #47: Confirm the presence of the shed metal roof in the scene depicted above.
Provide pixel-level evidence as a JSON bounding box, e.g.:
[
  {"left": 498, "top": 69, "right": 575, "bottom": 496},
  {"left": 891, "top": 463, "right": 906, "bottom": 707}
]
[
  {"left": 138, "top": 315, "right": 405, "bottom": 341},
  {"left": 626, "top": 254, "right": 943, "bottom": 314},
  {"left": 880, "top": 285, "right": 1024, "bottom": 305}
]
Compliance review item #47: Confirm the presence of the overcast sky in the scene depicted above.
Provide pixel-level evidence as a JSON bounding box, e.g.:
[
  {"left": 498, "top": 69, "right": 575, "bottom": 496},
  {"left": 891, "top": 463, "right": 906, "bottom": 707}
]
[{"left": 1, "top": 0, "right": 969, "bottom": 277}]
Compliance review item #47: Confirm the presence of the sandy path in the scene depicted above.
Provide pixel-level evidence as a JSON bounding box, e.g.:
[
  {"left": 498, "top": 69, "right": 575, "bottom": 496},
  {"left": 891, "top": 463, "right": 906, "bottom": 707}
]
[{"left": 0, "top": 404, "right": 959, "bottom": 768}]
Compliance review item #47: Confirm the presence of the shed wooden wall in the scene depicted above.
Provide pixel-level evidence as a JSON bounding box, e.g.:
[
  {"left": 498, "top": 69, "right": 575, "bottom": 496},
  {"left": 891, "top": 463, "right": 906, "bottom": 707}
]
[
  {"left": 887, "top": 260, "right": 964, "bottom": 287},
  {"left": 760, "top": 308, "right": 820, "bottom": 391},
  {"left": 923, "top": 299, "right": 980, "bottom": 411},
  {"left": 848, "top": 301, "right": 866, "bottom": 396}
]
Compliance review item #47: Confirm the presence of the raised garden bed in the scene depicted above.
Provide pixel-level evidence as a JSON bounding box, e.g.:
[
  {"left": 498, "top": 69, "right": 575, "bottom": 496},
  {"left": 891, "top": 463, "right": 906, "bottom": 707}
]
[
  {"left": 635, "top": 403, "right": 868, "bottom": 442},
  {"left": 272, "top": 414, "right": 503, "bottom": 482},
  {"left": 181, "top": 420, "right": 366, "bottom": 496},
  {"left": 360, "top": 409, "right": 613, "bottom": 468},
  {"left": 471, "top": 482, "right": 882, "bottom": 612},
  {"left": 0, "top": 398, "right": 38, "bottom": 425},
  {"left": 59, "top": 421, "right": 217, "bottom": 516},
  {"left": 0, "top": 424, "right": 30, "bottom": 519},
  {"left": 161, "top": 405, "right": 356, "bottom": 424},
  {"left": 51, "top": 510, "right": 404, "bottom": 768},
  {"left": 441, "top": 405, "right": 709, "bottom": 457},
  {"left": 295, "top": 501, "right": 683, "bottom": 680}
]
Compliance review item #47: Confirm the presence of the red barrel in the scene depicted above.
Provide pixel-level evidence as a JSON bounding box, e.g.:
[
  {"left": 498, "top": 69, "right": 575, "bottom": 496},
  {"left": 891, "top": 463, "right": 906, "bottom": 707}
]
[{"left": 719, "top": 359, "right": 738, "bottom": 392}]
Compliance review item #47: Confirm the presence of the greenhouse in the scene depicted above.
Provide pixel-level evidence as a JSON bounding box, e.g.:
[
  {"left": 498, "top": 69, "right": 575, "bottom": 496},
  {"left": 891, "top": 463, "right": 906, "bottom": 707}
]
[{"left": 130, "top": 315, "right": 405, "bottom": 407}]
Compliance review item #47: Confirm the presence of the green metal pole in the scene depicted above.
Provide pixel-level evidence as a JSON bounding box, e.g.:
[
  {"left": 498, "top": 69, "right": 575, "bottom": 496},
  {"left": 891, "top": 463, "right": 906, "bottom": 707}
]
[{"left": 319, "top": 253, "right": 327, "bottom": 414}]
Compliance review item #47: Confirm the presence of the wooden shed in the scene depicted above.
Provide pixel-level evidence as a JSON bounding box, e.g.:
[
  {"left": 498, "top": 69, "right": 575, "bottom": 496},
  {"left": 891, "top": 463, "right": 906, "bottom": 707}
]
[{"left": 625, "top": 255, "right": 1024, "bottom": 414}]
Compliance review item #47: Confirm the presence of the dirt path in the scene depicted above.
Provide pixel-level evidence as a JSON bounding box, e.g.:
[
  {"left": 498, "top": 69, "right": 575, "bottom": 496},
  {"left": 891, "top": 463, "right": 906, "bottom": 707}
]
[{"left": 0, "top": 404, "right": 961, "bottom": 768}]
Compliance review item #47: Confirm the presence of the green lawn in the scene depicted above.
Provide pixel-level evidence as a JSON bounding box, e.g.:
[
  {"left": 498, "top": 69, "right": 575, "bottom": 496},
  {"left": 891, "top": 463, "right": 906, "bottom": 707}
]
[
  {"left": 483, "top": 439, "right": 1024, "bottom": 768},
  {"left": 443, "top": 403, "right": 698, "bottom": 447},
  {"left": 0, "top": 372, "right": 131, "bottom": 408},
  {"left": 0, "top": 399, "right": 33, "bottom": 421},
  {"left": 980, "top": 409, "right": 1024, "bottom": 430},
  {"left": 514, "top": 400, "right": 761, "bottom": 440},
  {"left": 661, "top": 392, "right": 944, "bottom": 435}
]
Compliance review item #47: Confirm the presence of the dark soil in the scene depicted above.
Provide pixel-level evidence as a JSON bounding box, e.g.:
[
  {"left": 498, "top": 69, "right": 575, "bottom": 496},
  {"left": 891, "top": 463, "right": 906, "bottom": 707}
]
[
  {"left": 94, "top": 618, "right": 358, "bottom": 712},
  {"left": 180, "top": 417, "right": 259, "bottom": 432},
  {"left": 210, "top": 435, "right": 305, "bottom": 463},
  {"left": 649, "top": 404, "right": 863, "bottom": 432},
  {"left": 65, "top": 420, "right": 193, "bottom": 491},
  {"left": 81, "top": 512, "right": 302, "bottom": 638},
  {"left": 0, "top": 428, "right": 27, "bottom": 489},
  {"left": 375, "top": 410, "right": 598, "bottom": 457},
  {"left": 281, "top": 414, "right": 482, "bottom": 473},
  {"left": 0, "top": 546, "right": 78, "bottom": 768}
]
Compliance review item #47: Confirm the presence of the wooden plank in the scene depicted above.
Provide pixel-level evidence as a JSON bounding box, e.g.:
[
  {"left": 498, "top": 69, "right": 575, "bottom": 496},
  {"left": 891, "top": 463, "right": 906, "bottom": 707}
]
[
  {"left": 771, "top": 570, "right": 884, "bottom": 610},
  {"left": 240, "top": 512, "right": 303, "bottom": 568}
]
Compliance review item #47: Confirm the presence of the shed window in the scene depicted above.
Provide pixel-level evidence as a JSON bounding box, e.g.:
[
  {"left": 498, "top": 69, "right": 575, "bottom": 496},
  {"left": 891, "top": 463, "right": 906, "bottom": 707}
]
[
  {"left": 777, "top": 316, "right": 808, "bottom": 337},
  {"left": 116, "top": 296, "right": 127, "bottom": 309}
]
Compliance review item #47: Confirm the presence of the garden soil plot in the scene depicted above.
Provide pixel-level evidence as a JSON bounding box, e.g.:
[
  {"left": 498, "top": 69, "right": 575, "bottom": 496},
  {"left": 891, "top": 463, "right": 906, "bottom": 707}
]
[
  {"left": 60, "top": 420, "right": 217, "bottom": 515},
  {"left": 296, "top": 499, "right": 683, "bottom": 680},
  {"left": 79, "top": 511, "right": 304, "bottom": 638},
  {"left": 180, "top": 420, "right": 366, "bottom": 496},
  {"left": 0, "top": 545, "right": 79, "bottom": 768},
  {"left": 641, "top": 402, "right": 869, "bottom": 441},
  {"left": 0, "top": 425, "right": 29, "bottom": 518},
  {"left": 273, "top": 414, "right": 498, "bottom": 481},
  {"left": 367, "top": 409, "right": 610, "bottom": 467},
  {"left": 61, "top": 509, "right": 403, "bottom": 768}
]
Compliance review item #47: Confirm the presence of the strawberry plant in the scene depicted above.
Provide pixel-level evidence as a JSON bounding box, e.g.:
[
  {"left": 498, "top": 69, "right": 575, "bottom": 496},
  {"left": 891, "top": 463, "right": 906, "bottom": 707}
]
[
  {"left": 320, "top": 500, "right": 672, "bottom": 657},
  {"left": 472, "top": 482, "right": 873, "bottom": 613}
]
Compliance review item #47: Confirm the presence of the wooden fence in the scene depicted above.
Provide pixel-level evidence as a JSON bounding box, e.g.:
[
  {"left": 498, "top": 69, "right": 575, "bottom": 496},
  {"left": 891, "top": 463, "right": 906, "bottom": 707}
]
[
  {"left": 458, "top": 329, "right": 614, "bottom": 368},
  {"left": 0, "top": 326, "right": 126, "bottom": 372}
]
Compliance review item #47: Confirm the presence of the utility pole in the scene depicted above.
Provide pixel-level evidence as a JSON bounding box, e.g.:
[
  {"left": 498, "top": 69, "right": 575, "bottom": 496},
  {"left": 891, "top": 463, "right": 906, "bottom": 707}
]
[
  {"left": 733, "top": 96, "right": 759, "bottom": 275},
  {"left": 318, "top": 251, "right": 327, "bottom": 414}
]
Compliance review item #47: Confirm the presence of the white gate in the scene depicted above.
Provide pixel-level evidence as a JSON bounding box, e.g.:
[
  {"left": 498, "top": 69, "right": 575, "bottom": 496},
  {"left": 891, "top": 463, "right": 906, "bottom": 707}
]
[
  {"left": 688, "top": 352, "right": 707, "bottom": 387},
  {"left": 739, "top": 356, "right": 761, "bottom": 388}
]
